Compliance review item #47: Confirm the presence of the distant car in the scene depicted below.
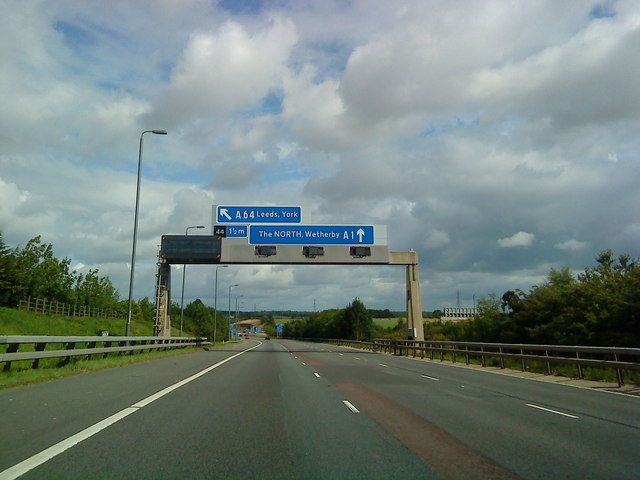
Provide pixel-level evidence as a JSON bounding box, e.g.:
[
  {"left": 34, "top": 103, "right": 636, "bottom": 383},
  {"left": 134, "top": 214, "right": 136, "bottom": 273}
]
[
  {"left": 245, "top": 335, "right": 250, "bottom": 339},
  {"left": 264, "top": 336, "right": 270, "bottom": 340}
]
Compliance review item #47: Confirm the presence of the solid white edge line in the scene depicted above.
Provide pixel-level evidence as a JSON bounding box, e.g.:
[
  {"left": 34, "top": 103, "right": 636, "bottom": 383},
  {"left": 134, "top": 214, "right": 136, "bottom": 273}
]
[
  {"left": 0, "top": 408, "right": 138, "bottom": 480},
  {"left": 525, "top": 403, "right": 579, "bottom": 418},
  {"left": 343, "top": 400, "right": 360, "bottom": 414},
  {"left": 0, "top": 342, "right": 262, "bottom": 480}
]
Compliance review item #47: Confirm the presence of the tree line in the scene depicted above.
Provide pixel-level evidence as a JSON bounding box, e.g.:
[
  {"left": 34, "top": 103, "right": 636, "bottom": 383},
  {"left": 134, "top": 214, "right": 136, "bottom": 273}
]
[
  {"left": 0, "top": 233, "right": 120, "bottom": 310},
  {"left": 425, "top": 250, "right": 639, "bottom": 347},
  {"left": 0, "top": 233, "right": 231, "bottom": 337},
  {"left": 284, "top": 298, "right": 381, "bottom": 341}
]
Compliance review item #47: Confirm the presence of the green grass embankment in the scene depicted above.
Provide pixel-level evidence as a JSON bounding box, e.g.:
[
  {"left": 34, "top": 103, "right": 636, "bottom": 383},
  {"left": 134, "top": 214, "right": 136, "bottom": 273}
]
[
  {"left": 0, "top": 307, "right": 212, "bottom": 390},
  {"left": 0, "top": 306, "right": 165, "bottom": 336}
]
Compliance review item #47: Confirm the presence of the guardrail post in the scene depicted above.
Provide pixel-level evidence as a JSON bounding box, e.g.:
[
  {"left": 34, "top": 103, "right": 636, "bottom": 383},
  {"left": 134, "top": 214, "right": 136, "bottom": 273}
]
[
  {"left": 499, "top": 347, "right": 505, "bottom": 369},
  {"left": 576, "top": 351, "right": 584, "bottom": 379},
  {"left": 545, "top": 349, "right": 551, "bottom": 375},
  {"left": 521, "top": 348, "right": 526, "bottom": 372},
  {"left": 3, "top": 343, "right": 19, "bottom": 372},
  {"left": 465, "top": 345, "right": 470, "bottom": 365},
  {"left": 60, "top": 342, "right": 76, "bottom": 365},
  {"left": 32, "top": 343, "right": 47, "bottom": 369},
  {"left": 86, "top": 341, "right": 96, "bottom": 360},
  {"left": 481, "top": 346, "right": 486, "bottom": 367},
  {"left": 614, "top": 354, "right": 624, "bottom": 387}
]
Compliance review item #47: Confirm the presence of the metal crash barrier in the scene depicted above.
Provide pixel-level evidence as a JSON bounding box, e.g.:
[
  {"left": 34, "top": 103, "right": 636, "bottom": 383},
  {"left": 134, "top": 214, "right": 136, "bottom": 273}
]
[
  {"left": 324, "top": 338, "right": 640, "bottom": 388},
  {"left": 0, "top": 335, "right": 208, "bottom": 372}
]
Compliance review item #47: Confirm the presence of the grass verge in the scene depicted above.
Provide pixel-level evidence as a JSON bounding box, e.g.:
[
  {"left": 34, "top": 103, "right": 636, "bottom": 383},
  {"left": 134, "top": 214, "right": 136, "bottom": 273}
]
[
  {"left": 0, "top": 306, "right": 223, "bottom": 390},
  {"left": 0, "top": 344, "right": 232, "bottom": 391},
  {"left": 0, "top": 306, "right": 180, "bottom": 336}
]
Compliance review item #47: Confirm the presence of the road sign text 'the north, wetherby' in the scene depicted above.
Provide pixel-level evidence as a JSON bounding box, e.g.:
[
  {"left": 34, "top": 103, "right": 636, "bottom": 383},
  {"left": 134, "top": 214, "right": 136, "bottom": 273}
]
[{"left": 249, "top": 225, "right": 376, "bottom": 245}]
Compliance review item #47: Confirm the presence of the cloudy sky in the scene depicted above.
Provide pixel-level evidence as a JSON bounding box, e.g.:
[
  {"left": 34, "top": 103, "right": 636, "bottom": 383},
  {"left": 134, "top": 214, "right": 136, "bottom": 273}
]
[{"left": 1, "top": 0, "right": 638, "bottom": 314}]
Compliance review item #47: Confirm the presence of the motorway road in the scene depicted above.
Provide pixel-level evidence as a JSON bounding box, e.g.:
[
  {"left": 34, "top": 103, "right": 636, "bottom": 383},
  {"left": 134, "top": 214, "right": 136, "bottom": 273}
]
[{"left": 0, "top": 338, "right": 638, "bottom": 479}]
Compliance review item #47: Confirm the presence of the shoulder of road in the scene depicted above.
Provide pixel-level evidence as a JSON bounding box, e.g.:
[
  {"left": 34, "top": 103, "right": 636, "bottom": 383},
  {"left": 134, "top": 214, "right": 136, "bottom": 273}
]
[{"left": 332, "top": 342, "right": 640, "bottom": 397}]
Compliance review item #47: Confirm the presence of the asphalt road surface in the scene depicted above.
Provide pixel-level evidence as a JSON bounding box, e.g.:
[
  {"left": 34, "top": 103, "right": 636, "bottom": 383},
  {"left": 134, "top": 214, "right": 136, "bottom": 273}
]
[{"left": 1, "top": 338, "right": 638, "bottom": 479}]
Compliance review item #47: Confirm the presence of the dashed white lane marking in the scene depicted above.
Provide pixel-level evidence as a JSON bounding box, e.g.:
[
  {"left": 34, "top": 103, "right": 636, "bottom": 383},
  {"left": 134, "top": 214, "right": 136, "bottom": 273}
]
[
  {"left": 314, "top": 372, "right": 321, "bottom": 378},
  {"left": 343, "top": 400, "right": 360, "bottom": 414},
  {"left": 526, "top": 404, "right": 579, "bottom": 418},
  {"left": 379, "top": 363, "right": 388, "bottom": 368},
  {"left": 421, "top": 374, "right": 440, "bottom": 381}
]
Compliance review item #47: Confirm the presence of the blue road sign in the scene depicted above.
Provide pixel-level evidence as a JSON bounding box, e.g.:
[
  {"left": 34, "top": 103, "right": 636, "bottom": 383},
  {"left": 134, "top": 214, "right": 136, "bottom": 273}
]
[
  {"left": 249, "top": 225, "right": 374, "bottom": 245},
  {"left": 216, "top": 205, "right": 302, "bottom": 224}
]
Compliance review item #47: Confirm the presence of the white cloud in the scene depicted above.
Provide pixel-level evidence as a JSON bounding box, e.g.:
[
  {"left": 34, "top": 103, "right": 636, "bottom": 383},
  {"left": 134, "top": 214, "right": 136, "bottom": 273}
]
[
  {"left": 281, "top": 65, "right": 351, "bottom": 147},
  {"left": 498, "top": 232, "right": 535, "bottom": 248},
  {"left": 149, "top": 17, "right": 298, "bottom": 127},
  {"left": 555, "top": 240, "right": 589, "bottom": 251},
  {"left": 423, "top": 230, "right": 451, "bottom": 250}
]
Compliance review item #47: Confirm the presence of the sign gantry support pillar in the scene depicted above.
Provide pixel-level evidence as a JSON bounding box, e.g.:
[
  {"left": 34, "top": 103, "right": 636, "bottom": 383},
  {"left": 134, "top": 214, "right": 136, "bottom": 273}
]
[
  {"left": 153, "top": 260, "right": 172, "bottom": 337},
  {"left": 390, "top": 251, "right": 424, "bottom": 341},
  {"left": 406, "top": 262, "right": 424, "bottom": 341}
]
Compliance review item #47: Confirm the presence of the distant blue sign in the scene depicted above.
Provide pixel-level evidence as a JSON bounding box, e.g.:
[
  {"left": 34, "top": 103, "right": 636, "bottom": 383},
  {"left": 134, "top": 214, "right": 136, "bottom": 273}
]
[
  {"left": 216, "top": 206, "right": 302, "bottom": 224},
  {"left": 249, "top": 225, "right": 374, "bottom": 245},
  {"left": 276, "top": 324, "right": 284, "bottom": 333}
]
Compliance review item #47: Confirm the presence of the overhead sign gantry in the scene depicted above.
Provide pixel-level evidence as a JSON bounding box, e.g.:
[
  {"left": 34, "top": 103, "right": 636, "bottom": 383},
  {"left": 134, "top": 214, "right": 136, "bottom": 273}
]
[{"left": 153, "top": 205, "right": 423, "bottom": 341}]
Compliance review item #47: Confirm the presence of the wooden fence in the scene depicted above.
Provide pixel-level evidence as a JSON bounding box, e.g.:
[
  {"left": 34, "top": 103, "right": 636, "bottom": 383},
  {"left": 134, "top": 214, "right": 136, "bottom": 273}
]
[{"left": 18, "top": 297, "right": 123, "bottom": 320}]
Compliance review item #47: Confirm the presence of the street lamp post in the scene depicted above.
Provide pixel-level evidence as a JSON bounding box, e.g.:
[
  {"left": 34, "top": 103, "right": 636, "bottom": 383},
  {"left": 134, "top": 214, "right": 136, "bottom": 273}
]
[
  {"left": 235, "top": 295, "right": 243, "bottom": 337},
  {"left": 126, "top": 129, "right": 167, "bottom": 337},
  {"left": 179, "top": 225, "right": 205, "bottom": 336},
  {"left": 213, "top": 265, "right": 228, "bottom": 343},
  {"left": 228, "top": 284, "right": 238, "bottom": 341}
]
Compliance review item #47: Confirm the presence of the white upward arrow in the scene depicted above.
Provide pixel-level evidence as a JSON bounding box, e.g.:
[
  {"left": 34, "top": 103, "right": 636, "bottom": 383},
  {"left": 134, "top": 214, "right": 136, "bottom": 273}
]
[
  {"left": 356, "top": 228, "right": 365, "bottom": 242},
  {"left": 220, "top": 208, "right": 232, "bottom": 220}
]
